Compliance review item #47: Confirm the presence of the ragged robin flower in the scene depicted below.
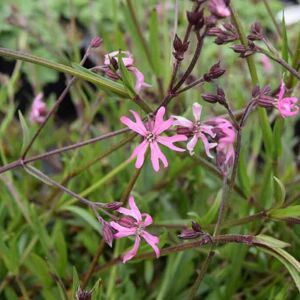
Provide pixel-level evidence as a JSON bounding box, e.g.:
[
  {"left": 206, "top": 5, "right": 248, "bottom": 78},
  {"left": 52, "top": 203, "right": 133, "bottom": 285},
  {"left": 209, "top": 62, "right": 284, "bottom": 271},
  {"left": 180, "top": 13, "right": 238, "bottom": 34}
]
[
  {"left": 121, "top": 106, "right": 187, "bottom": 172},
  {"left": 110, "top": 196, "right": 160, "bottom": 263}
]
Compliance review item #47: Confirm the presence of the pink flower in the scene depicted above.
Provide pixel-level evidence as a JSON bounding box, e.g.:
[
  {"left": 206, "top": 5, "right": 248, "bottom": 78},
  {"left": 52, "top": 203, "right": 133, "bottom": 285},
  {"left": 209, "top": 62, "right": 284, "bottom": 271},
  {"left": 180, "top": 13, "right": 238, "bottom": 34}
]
[
  {"left": 104, "top": 51, "right": 150, "bottom": 93},
  {"left": 172, "top": 103, "right": 217, "bottom": 158},
  {"left": 208, "top": 0, "right": 231, "bottom": 18},
  {"left": 110, "top": 196, "right": 160, "bottom": 263},
  {"left": 275, "top": 81, "right": 299, "bottom": 118},
  {"left": 29, "top": 93, "right": 48, "bottom": 124},
  {"left": 121, "top": 107, "right": 187, "bottom": 172},
  {"left": 206, "top": 117, "right": 236, "bottom": 174}
]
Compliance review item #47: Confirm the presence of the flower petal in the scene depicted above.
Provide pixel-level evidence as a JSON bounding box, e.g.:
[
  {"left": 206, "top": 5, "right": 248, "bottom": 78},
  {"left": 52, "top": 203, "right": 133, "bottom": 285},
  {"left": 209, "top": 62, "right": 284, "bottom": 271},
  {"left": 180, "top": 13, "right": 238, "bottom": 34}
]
[
  {"left": 120, "top": 110, "right": 147, "bottom": 136},
  {"left": 153, "top": 107, "right": 173, "bottom": 135},
  {"left": 192, "top": 103, "right": 202, "bottom": 121},
  {"left": 128, "top": 196, "right": 142, "bottom": 221},
  {"left": 172, "top": 116, "right": 193, "bottom": 128},
  {"left": 157, "top": 135, "right": 187, "bottom": 152},
  {"left": 110, "top": 221, "right": 136, "bottom": 238},
  {"left": 130, "top": 140, "right": 149, "bottom": 169},
  {"left": 199, "top": 133, "right": 217, "bottom": 159},
  {"left": 187, "top": 135, "right": 198, "bottom": 155},
  {"left": 129, "top": 67, "right": 150, "bottom": 93},
  {"left": 150, "top": 142, "right": 168, "bottom": 172},
  {"left": 123, "top": 236, "right": 141, "bottom": 263},
  {"left": 142, "top": 213, "right": 153, "bottom": 227},
  {"left": 277, "top": 80, "right": 285, "bottom": 100},
  {"left": 142, "top": 231, "right": 160, "bottom": 258},
  {"left": 116, "top": 196, "right": 142, "bottom": 222}
]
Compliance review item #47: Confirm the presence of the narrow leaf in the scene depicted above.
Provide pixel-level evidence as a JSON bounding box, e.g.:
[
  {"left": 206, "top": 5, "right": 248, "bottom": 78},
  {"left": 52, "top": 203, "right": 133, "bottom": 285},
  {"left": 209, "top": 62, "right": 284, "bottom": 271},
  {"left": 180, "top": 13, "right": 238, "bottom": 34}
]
[{"left": 18, "top": 110, "right": 30, "bottom": 154}]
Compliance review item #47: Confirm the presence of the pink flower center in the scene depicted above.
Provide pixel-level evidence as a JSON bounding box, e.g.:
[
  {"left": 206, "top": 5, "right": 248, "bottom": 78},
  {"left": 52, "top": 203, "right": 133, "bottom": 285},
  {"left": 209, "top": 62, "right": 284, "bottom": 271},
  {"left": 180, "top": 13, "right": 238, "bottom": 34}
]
[{"left": 146, "top": 132, "right": 157, "bottom": 143}]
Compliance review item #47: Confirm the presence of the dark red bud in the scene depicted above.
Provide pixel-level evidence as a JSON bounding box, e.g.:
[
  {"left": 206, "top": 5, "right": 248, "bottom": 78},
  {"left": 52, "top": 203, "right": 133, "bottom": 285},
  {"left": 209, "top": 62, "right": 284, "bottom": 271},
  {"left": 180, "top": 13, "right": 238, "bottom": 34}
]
[
  {"left": 192, "top": 221, "right": 202, "bottom": 232},
  {"left": 202, "top": 94, "right": 219, "bottom": 103},
  {"left": 76, "top": 289, "right": 92, "bottom": 300},
  {"left": 252, "top": 85, "right": 260, "bottom": 97},
  {"left": 105, "top": 202, "right": 123, "bottom": 210},
  {"left": 173, "top": 34, "right": 183, "bottom": 51},
  {"left": 187, "top": 9, "right": 204, "bottom": 28},
  {"left": 178, "top": 229, "right": 202, "bottom": 240},
  {"left": 109, "top": 57, "right": 119, "bottom": 71},
  {"left": 103, "top": 222, "right": 114, "bottom": 247},
  {"left": 90, "top": 36, "right": 102, "bottom": 48}
]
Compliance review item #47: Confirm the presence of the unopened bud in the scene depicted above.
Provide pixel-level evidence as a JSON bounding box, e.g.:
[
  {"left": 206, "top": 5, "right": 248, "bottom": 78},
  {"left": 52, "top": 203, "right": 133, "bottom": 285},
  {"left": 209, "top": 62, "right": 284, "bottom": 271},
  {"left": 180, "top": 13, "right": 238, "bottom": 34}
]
[
  {"left": 247, "top": 22, "right": 263, "bottom": 41},
  {"left": 203, "top": 61, "right": 226, "bottom": 81},
  {"left": 186, "top": 10, "right": 204, "bottom": 28},
  {"left": 178, "top": 229, "right": 202, "bottom": 240},
  {"left": 76, "top": 288, "right": 92, "bottom": 300},
  {"left": 90, "top": 36, "right": 102, "bottom": 48},
  {"left": 202, "top": 94, "right": 218, "bottom": 103},
  {"left": 103, "top": 222, "right": 114, "bottom": 247},
  {"left": 173, "top": 34, "right": 189, "bottom": 61},
  {"left": 109, "top": 56, "right": 119, "bottom": 71},
  {"left": 105, "top": 202, "right": 123, "bottom": 210},
  {"left": 191, "top": 221, "right": 201, "bottom": 232}
]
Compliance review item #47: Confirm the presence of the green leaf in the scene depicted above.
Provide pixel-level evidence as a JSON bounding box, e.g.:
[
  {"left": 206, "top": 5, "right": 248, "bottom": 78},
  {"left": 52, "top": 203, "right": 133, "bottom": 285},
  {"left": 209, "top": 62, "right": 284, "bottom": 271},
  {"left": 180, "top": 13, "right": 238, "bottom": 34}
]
[
  {"left": 144, "top": 260, "right": 154, "bottom": 285},
  {"left": 149, "top": 9, "right": 162, "bottom": 77},
  {"left": 0, "top": 47, "right": 129, "bottom": 97},
  {"left": 18, "top": 110, "right": 30, "bottom": 154},
  {"left": 62, "top": 205, "right": 101, "bottom": 233},
  {"left": 254, "top": 234, "right": 290, "bottom": 249},
  {"left": 71, "top": 267, "right": 80, "bottom": 300},
  {"left": 201, "top": 189, "right": 222, "bottom": 226},
  {"left": 269, "top": 205, "right": 300, "bottom": 219},
  {"left": 281, "top": 12, "right": 289, "bottom": 63},
  {"left": 25, "top": 253, "right": 53, "bottom": 287},
  {"left": 273, "top": 176, "right": 286, "bottom": 207},
  {"left": 273, "top": 118, "right": 284, "bottom": 159},
  {"left": 0, "top": 236, "right": 19, "bottom": 275},
  {"left": 91, "top": 278, "right": 103, "bottom": 300},
  {"left": 255, "top": 235, "right": 300, "bottom": 292},
  {"left": 117, "top": 52, "right": 136, "bottom": 98}
]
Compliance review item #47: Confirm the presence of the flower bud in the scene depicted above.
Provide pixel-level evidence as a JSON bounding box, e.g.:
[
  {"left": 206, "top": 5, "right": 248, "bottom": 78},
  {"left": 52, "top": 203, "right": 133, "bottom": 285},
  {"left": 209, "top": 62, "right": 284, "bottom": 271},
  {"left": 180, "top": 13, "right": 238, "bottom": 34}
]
[
  {"left": 191, "top": 221, "right": 201, "bottom": 232},
  {"left": 186, "top": 10, "right": 204, "bottom": 29},
  {"left": 247, "top": 22, "right": 263, "bottom": 41},
  {"left": 202, "top": 94, "right": 219, "bottom": 103},
  {"left": 90, "top": 36, "right": 102, "bottom": 48},
  {"left": 173, "top": 34, "right": 189, "bottom": 61},
  {"left": 76, "top": 289, "right": 92, "bottom": 300},
  {"left": 103, "top": 222, "right": 114, "bottom": 247},
  {"left": 203, "top": 61, "right": 226, "bottom": 82},
  {"left": 105, "top": 202, "right": 123, "bottom": 210},
  {"left": 178, "top": 229, "right": 203, "bottom": 240}
]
